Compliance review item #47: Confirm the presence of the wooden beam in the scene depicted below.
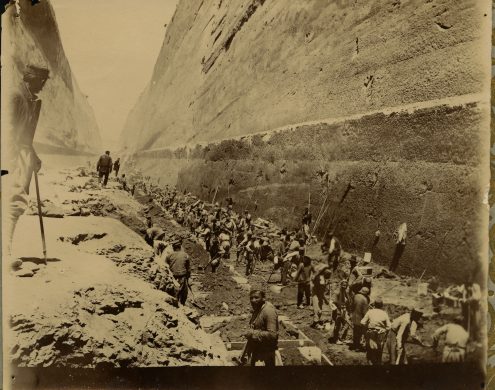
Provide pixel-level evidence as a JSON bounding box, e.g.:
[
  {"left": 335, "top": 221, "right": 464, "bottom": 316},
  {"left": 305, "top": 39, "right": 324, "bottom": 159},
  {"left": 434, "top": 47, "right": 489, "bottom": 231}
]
[{"left": 225, "top": 339, "right": 316, "bottom": 351}]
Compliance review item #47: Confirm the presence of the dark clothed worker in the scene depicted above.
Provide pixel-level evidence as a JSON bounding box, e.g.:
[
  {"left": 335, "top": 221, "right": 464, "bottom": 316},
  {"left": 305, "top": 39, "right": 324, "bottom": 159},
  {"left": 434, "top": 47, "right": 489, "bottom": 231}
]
[
  {"left": 294, "top": 254, "right": 312, "bottom": 308},
  {"left": 96, "top": 151, "right": 112, "bottom": 187},
  {"left": 301, "top": 207, "right": 312, "bottom": 243},
  {"left": 113, "top": 157, "right": 120, "bottom": 177},
  {"left": 350, "top": 276, "right": 372, "bottom": 298},
  {"left": 331, "top": 280, "right": 351, "bottom": 344},
  {"left": 351, "top": 286, "right": 370, "bottom": 351},
  {"left": 302, "top": 207, "right": 312, "bottom": 226},
  {"left": 384, "top": 309, "right": 423, "bottom": 364},
  {"left": 431, "top": 318, "right": 469, "bottom": 363},
  {"left": 119, "top": 174, "right": 128, "bottom": 191},
  {"left": 165, "top": 240, "right": 191, "bottom": 305},
  {"left": 259, "top": 238, "right": 274, "bottom": 262},
  {"left": 361, "top": 297, "right": 391, "bottom": 364},
  {"left": 243, "top": 289, "right": 279, "bottom": 366}
]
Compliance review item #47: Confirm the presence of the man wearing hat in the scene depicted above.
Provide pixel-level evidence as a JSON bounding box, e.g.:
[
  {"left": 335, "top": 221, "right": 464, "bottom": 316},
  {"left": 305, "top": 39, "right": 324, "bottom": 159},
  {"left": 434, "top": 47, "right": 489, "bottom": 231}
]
[
  {"left": 361, "top": 297, "right": 391, "bottom": 364},
  {"left": 242, "top": 289, "right": 279, "bottom": 366},
  {"left": 431, "top": 317, "right": 469, "bottom": 363},
  {"left": 294, "top": 252, "right": 312, "bottom": 309},
  {"left": 96, "top": 150, "right": 113, "bottom": 188},
  {"left": 384, "top": 308, "right": 423, "bottom": 364},
  {"left": 164, "top": 240, "right": 191, "bottom": 305},
  {"left": 351, "top": 286, "right": 370, "bottom": 351}
]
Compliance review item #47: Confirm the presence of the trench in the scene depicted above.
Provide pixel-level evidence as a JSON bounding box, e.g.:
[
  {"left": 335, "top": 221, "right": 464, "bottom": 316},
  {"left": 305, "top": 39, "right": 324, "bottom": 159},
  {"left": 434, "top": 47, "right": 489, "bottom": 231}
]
[
  {"left": 125, "top": 178, "right": 485, "bottom": 366},
  {"left": 130, "top": 188, "right": 332, "bottom": 365}
]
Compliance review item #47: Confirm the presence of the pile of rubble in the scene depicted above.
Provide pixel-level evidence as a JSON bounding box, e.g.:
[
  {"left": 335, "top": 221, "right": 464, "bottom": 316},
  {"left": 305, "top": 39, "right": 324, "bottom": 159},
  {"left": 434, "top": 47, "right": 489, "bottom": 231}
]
[{"left": 9, "top": 285, "right": 228, "bottom": 367}]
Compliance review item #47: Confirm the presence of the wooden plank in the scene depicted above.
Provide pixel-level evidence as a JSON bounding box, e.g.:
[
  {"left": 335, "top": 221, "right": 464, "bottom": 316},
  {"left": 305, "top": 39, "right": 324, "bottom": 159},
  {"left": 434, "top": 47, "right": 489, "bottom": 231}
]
[{"left": 225, "top": 339, "right": 316, "bottom": 351}]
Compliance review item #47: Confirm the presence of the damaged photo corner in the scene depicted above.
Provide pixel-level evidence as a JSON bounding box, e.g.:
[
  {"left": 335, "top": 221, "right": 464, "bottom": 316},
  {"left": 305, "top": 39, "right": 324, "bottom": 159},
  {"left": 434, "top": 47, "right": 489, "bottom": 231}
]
[{"left": 0, "top": 0, "right": 493, "bottom": 389}]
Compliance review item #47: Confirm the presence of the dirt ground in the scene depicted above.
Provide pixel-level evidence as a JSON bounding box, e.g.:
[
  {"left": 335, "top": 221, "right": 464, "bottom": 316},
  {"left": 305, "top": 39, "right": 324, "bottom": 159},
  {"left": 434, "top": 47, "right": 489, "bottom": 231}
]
[
  {"left": 112, "top": 170, "right": 484, "bottom": 366},
  {"left": 7, "top": 162, "right": 481, "bottom": 367},
  {"left": 5, "top": 165, "right": 229, "bottom": 368}
]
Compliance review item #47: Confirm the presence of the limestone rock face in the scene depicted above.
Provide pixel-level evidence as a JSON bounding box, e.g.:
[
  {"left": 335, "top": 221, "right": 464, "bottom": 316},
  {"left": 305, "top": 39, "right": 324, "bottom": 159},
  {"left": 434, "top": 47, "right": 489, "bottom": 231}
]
[
  {"left": 2, "top": 0, "right": 102, "bottom": 154},
  {"left": 121, "top": 0, "right": 490, "bottom": 282}
]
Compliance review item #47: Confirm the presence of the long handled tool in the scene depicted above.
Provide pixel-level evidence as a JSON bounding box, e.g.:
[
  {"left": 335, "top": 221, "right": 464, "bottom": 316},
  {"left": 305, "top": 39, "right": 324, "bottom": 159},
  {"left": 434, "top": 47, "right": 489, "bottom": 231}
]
[
  {"left": 34, "top": 172, "right": 47, "bottom": 264},
  {"left": 324, "top": 181, "right": 354, "bottom": 237},
  {"left": 265, "top": 265, "right": 277, "bottom": 284},
  {"left": 211, "top": 186, "right": 219, "bottom": 204}
]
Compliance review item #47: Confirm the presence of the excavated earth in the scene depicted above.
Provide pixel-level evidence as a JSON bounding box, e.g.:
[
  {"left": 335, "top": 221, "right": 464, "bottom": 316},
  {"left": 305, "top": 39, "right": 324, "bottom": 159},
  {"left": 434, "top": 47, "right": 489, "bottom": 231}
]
[
  {"left": 5, "top": 159, "right": 229, "bottom": 368},
  {"left": 7, "top": 159, "right": 484, "bottom": 368}
]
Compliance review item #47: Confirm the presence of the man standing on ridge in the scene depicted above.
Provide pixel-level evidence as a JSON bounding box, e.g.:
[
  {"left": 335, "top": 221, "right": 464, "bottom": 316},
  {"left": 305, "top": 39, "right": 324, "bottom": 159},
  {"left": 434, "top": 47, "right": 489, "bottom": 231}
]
[
  {"left": 96, "top": 150, "right": 112, "bottom": 188},
  {"left": 113, "top": 157, "right": 120, "bottom": 177}
]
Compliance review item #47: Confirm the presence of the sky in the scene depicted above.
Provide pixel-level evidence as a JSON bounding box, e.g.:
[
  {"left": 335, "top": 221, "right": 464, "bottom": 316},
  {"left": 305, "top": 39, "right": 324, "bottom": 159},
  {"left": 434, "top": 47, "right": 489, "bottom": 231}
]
[{"left": 51, "top": 0, "right": 179, "bottom": 149}]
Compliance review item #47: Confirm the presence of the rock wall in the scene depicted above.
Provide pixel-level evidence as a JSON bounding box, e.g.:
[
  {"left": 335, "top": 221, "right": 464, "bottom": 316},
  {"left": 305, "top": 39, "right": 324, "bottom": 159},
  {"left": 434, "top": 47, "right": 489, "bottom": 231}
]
[
  {"left": 1, "top": 0, "right": 102, "bottom": 154},
  {"left": 121, "top": 0, "right": 490, "bottom": 282}
]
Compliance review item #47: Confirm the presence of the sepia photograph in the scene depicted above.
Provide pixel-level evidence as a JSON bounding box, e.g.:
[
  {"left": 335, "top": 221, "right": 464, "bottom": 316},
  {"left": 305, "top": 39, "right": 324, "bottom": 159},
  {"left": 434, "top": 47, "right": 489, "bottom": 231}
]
[{"left": 1, "top": 0, "right": 492, "bottom": 388}]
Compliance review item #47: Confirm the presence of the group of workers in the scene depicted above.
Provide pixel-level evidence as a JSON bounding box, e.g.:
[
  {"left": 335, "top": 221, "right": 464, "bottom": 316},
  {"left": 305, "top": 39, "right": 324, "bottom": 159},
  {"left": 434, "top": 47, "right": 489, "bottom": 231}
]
[{"left": 106, "top": 167, "right": 480, "bottom": 367}]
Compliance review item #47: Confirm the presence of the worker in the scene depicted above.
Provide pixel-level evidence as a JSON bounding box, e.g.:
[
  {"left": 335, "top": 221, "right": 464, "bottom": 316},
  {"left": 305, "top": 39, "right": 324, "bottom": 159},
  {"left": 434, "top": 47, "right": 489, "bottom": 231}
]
[
  {"left": 208, "top": 234, "right": 220, "bottom": 269},
  {"left": 302, "top": 207, "right": 312, "bottom": 226},
  {"left": 113, "top": 157, "right": 120, "bottom": 177},
  {"left": 120, "top": 174, "right": 128, "bottom": 192},
  {"left": 326, "top": 232, "right": 342, "bottom": 272},
  {"left": 259, "top": 237, "right": 274, "bottom": 262},
  {"left": 331, "top": 280, "right": 351, "bottom": 344},
  {"left": 390, "top": 222, "right": 407, "bottom": 272},
  {"left": 360, "top": 297, "right": 391, "bottom": 364},
  {"left": 460, "top": 279, "right": 482, "bottom": 342},
  {"left": 311, "top": 265, "right": 332, "bottom": 329},
  {"left": 244, "top": 234, "right": 257, "bottom": 276},
  {"left": 145, "top": 223, "right": 165, "bottom": 247},
  {"left": 350, "top": 276, "right": 372, "bottom": 298},
  {"left": 294, "top": 254, "right": 312, "bottom": 309},
  {"left": 243, "top": 289, "right": 279, "bottom": 366},
  {"left": 431, "top": 317, "right": 469, "bottom": 363},
  {"left": 351, "top": 286, "right": 369, "bottom": 351},
  {"left": 275, "top": 233, "right": 290, "bottom": 285},
  {"left": 198, "top": 222, "right": 212, "bottom": 252},
  {"left": 384, "top": 309, "right": 423, "bottom": 364},
  {"left": 213, "top": 238, "right": 231, "bottom": 273},
  {"left": 96, "top": 150, "right": 113, "bottom": 188},
  {"left": 4, "top": 64, "right": 49, "bottom": 270},
  {"left": 164, "top": 240, "right": 191, "bottom": 305},
  {"left": 284, "top": 235, "right": 301, "bottom": 264}
]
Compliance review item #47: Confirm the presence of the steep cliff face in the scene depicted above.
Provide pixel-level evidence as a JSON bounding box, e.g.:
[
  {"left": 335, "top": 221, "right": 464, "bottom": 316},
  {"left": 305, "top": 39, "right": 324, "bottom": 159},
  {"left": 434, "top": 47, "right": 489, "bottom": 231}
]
[
  {"left": 2, "top": 0, "right": 102, "bottom": 154},
  {"left": 122, "top": 0, "right": 490, "bottom": 282}
]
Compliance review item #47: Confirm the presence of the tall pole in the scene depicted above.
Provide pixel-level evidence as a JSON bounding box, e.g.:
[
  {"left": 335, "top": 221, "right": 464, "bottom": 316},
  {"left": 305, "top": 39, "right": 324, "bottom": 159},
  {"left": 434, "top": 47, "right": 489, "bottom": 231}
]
[{"left": 34, "top": 172, "right": 47, "bottom": 263}]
